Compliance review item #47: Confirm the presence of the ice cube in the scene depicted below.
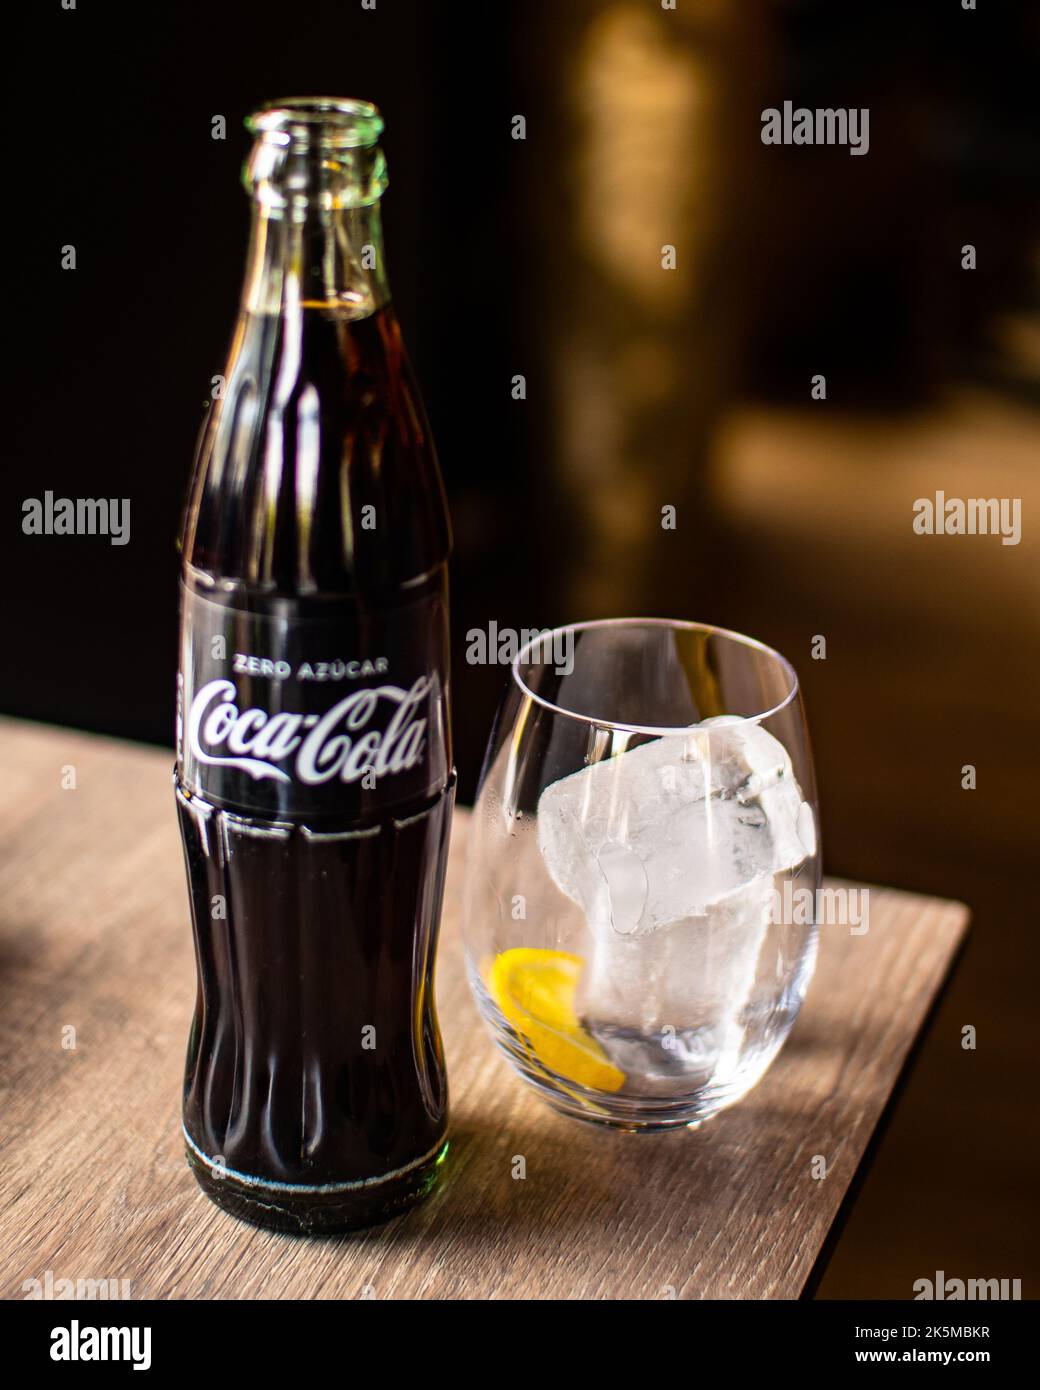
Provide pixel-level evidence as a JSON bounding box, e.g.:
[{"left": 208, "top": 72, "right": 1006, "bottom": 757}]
[{"left": 535, "top": 717, "right": 815, "bottom": 1078}]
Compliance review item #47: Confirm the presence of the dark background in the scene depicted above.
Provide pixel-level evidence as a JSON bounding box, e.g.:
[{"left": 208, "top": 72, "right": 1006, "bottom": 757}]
[{"left": 5, "top": 0, "right": 1038, "bottom": 1297}]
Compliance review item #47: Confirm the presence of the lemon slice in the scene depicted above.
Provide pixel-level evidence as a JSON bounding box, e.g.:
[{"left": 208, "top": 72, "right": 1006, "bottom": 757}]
[{"left": 488, "top": 948, "right": 625, "bottom": 1093}]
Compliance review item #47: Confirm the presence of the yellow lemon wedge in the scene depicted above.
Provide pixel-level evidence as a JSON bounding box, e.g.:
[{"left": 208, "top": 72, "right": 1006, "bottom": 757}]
[{"left": 488, "top": 948, "right": 625, "bottom": 1093}]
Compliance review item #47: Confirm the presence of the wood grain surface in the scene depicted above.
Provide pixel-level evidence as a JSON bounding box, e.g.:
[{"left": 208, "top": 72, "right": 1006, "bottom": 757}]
[{"left": 0, "top": 719, "right": 969, "bottom": 1300}]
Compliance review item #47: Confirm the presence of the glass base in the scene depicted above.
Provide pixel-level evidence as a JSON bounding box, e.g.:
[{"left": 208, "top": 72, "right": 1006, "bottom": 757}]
[
  {"left": 516, "top": 1067, "right": 765, "bottom": 1132},
  {"left": 184, "top": 1134, "right": 448, "bottom": 1236},
  {"left": 468, "top": 962, "right": 810, "bottom": 1132}
]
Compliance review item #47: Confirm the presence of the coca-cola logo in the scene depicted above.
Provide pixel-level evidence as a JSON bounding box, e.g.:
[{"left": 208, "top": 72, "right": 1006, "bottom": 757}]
[{"left": 186, "top": 677, "right": 431, "bottom": 785}]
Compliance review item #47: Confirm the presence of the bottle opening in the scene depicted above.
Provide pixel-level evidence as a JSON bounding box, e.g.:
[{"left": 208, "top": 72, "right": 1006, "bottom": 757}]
[
  {"left": 244, "top": 97, "right": 387, "bottom": 211},
  {"left": 247, "top": 97, "right": 384, "bottom": 150}
]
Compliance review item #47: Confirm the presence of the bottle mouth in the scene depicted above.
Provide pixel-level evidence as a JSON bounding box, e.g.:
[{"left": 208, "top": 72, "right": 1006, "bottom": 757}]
[
  {"left": 244, "top": 97, "right": 387, "bottom": 210},
  {"left": 247, "top": 97, "right": 384, "bottom": 150}
]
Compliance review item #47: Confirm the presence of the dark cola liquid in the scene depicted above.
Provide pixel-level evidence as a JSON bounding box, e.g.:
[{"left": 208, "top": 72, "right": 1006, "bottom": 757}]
[
  {"left": 176, "top": 779, "right": 452, "bottom": 1232},
  {"left": 176, "top": 302, "right": 453, "bottom": 1233}
]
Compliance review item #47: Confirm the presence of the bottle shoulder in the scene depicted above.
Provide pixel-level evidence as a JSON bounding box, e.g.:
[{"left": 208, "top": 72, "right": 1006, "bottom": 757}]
[{"left": 181, "top": 305, "right": 451, "bottom": 594}]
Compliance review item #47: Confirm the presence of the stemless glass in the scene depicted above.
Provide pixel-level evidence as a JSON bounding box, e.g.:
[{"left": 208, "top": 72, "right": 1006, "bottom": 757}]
[{"left": 462, "top": 619, "right": 821, "bottom": 1130}]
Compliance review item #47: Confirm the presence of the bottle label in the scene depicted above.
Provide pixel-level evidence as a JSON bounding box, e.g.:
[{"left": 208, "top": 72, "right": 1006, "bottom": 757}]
[{"left": 177, "top": 581, "right": 450, "bottom": 820}]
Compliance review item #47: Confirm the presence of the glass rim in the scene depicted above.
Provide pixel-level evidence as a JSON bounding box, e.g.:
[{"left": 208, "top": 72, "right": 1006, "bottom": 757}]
[{"left": 510, "top": 617, "right": 801, "bottom": 736}]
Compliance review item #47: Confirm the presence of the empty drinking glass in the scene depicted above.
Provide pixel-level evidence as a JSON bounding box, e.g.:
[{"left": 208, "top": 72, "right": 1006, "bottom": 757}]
[{"left": 462, "top": 619, "right": 821, "bottom": 1130}]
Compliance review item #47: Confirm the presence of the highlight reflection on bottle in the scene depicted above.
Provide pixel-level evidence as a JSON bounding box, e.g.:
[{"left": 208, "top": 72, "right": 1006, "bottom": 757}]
[{"left": 174, "top": 98, "right": 453, "bottom": 1234}]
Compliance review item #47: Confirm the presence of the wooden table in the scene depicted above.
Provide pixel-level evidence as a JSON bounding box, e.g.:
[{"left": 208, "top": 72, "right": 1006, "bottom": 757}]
[{"left": 0, "top": 719, "right": 969, "bottom": 1300}]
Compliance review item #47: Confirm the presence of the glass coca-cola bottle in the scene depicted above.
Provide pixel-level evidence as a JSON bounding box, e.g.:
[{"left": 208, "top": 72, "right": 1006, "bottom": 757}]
[{"left": 174, "top": 98, "right": 453, "bottom": 1233}]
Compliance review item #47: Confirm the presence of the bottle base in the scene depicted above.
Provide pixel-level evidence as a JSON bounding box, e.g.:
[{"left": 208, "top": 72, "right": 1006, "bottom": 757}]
[{"left": 184, "top": 1132, "right": 449, "bottom": 1236}]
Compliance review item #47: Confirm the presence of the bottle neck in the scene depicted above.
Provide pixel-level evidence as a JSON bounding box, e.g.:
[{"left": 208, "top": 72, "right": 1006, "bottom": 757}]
[{"left": 241, "top": 201, "right": 390, "bottom": 318}]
